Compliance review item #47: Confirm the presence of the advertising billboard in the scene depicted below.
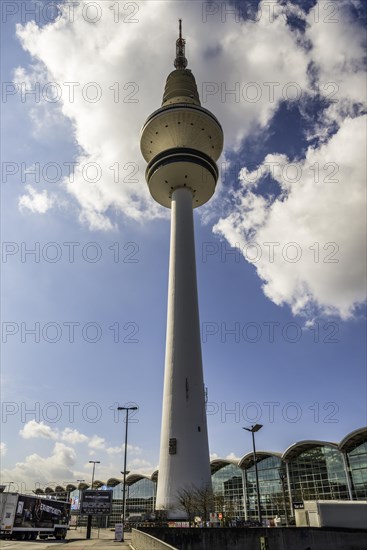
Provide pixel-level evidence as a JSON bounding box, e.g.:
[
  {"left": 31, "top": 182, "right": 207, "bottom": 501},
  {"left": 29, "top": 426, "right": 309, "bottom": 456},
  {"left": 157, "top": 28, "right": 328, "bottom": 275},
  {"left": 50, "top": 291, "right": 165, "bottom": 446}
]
[
  {"left": 80, "top": 490, "right": 113, "bottom": 516},
  {"left": 13, "top": 495, "right": 70, "bottom": 528}
]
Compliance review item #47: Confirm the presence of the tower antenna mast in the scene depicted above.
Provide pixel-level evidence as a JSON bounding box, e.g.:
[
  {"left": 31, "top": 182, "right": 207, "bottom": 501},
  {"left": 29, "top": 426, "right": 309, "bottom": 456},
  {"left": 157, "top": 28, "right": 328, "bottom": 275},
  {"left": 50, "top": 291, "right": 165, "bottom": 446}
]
[{"left": 174, "top": 18, "right": 188, "bottom": 69}]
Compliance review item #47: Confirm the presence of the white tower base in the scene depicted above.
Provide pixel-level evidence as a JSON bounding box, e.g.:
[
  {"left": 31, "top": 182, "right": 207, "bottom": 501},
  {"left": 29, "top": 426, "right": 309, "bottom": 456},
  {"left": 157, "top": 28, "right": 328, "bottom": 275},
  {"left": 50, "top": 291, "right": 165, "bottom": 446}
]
[{"left": 156, "top": 186, "right": 211, "bottom": 517}]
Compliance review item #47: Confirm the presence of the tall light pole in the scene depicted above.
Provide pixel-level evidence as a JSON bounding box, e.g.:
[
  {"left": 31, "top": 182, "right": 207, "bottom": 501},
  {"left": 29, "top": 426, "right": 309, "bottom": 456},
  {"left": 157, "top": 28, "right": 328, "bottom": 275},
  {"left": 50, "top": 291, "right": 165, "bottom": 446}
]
[
  {"left": 243, "top": 424, "right": 263, "bottom": 525},
  {"left": 86, "top": 461, "right": 100, "bottom": 539},
  {"left": 89, "top": 460, "right": 100, "bottom": 491},
  {"left": 117, "top": 405, "right": 138, "bottom": 539}
]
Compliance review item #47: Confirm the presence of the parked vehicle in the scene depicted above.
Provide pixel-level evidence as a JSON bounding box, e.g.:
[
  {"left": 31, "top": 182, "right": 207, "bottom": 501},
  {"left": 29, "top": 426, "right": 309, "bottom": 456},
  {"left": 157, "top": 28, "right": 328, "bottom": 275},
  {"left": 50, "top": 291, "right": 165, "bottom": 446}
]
[
  {"left": 0, "top": 492, "right": 70, "bottom": 540},
  {"left": 295, "top": 500, "right": 367, "bottom": 529}
]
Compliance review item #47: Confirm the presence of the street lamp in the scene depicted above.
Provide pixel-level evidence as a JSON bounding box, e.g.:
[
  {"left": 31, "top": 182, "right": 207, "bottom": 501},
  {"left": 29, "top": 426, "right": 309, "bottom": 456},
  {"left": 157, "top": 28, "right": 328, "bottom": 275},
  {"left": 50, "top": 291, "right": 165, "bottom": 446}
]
[
  {"left": 243, "top": 424, "right": 263, "bottom": 525},
  {"left": 86, "top": 461, "right": 100, "bottom": 539},
  {"left": 117, "top": 405, "right": 138, "bottom": 539},
  {"left": 89, "top": 461, "right": 100, "bottom": 490}
]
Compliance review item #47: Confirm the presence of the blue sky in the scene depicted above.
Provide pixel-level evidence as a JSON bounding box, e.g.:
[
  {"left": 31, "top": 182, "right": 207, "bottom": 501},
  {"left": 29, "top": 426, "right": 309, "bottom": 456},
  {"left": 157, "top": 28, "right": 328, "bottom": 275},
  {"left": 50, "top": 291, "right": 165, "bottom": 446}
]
[{"left": 1, "top": 0, "right": 366, "bottom": 490}]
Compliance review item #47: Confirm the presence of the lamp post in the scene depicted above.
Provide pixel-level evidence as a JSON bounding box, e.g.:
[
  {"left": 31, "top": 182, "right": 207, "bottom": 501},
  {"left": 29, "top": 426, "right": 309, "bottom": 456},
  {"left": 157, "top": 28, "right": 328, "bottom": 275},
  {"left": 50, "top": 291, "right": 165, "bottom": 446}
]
[
  {"left": 243, "top": 424, "right": 263, "bottom": 525},
  {"left": 120, "top": 470, "right": 130, "bottom": 526},
  {"left": 279, "top": 471, "right": 289, "bottom": 527},
  {"left": 117, "top": 405, "right": 138, "bottom": 539},
  {"left": 86, "top": 461, "right": 100, "bottom": 539},
  {"left": 89, "top": 461, "right": 100, "bottom": 490}
]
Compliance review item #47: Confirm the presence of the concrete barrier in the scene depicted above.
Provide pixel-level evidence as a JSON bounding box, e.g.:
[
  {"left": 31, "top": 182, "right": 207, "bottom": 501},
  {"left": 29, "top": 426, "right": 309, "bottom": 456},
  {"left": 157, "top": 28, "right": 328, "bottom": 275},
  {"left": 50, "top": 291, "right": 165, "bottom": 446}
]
[
  {"left": 136, "top": 526, "right": 367, "bottom": 550},
  {"left": 131, "top": 528, "right": 179, "bottom": 550}
]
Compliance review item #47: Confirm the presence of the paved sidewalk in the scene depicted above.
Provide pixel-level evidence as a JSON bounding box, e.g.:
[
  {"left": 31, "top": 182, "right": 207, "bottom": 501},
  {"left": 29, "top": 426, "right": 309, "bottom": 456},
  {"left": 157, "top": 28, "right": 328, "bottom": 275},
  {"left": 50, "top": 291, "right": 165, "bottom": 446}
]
[{"left": 65, "top": 528, "right": 132, "bottom": 548}]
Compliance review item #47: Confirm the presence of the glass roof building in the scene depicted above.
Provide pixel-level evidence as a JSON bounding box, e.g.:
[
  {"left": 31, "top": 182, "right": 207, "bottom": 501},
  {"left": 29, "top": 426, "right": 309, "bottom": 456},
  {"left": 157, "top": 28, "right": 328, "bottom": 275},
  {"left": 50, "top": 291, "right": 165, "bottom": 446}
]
[
  {"left": 211, "top": 460, "right": 244, "bottom": 520},
  {"left": 339, "top": 428, "right": 367, "bottom": 500},
  {"left": 65, "top": 427, "right": 366, "bottom": 525}
]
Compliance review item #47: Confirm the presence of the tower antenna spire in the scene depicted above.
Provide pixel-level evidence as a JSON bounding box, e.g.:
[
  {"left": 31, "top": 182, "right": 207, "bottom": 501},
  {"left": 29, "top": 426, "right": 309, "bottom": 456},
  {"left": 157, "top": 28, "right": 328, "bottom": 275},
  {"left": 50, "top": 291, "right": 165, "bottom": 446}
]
[{"left": 174, "top": 18, "right": 188, "bottom": 69}]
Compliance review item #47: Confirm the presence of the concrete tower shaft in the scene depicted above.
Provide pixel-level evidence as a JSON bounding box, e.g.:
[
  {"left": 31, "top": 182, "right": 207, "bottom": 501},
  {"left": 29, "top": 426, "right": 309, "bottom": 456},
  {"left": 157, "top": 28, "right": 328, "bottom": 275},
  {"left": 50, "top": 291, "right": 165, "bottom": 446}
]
[
  {"left": 139, "top": 21, "right": 223, "bottom": 517},
  {"left": 156, "top": 185, "right": 211, "bottom": 513}
]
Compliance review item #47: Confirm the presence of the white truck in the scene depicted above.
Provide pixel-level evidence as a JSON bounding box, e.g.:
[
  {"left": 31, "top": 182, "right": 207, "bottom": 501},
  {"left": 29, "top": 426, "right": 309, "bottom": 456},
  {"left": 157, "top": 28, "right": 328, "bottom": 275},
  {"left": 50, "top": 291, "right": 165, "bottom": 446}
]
[
  {"left": 295, "top": 500, "right": 367, "bottom": 529},
  {"left": 0, "top": 492, "right": 71, "bottom": 540}
]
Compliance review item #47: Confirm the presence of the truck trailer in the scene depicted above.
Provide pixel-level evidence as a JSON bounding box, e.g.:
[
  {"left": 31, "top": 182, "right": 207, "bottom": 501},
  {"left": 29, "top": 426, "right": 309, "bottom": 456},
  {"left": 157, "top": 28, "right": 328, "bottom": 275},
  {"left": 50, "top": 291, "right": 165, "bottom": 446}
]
[
  {"left": 295, "top": 500, "right": 367, "bottom": 529},
  {"left": 0, "top": 492, "right": 70, "bottom": 540}
]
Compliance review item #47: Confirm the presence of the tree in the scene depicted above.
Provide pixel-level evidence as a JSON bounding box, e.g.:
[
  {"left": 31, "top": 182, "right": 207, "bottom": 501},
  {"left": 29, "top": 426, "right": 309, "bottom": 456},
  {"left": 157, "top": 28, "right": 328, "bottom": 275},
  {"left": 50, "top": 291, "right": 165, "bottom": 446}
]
[
  {"left": 176, "top": 486, "right": 198, "bottom": 525},
  {"left": 193, "top": 485, "right": 215, "bottom": 523},
  {"left": 176, "top": 484, "right": 215, "bottom": 525},
  {"left": 214, "top": 493, "right": 240, "bottom": 526}
]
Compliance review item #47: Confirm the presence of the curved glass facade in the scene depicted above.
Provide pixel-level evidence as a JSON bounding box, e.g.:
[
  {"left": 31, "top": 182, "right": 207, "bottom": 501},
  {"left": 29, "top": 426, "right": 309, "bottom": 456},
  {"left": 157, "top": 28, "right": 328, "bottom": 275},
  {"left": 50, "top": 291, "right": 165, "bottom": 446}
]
[
  {"left": 287, "top": 446, "right": 349, "bottom": 501},
  {"left": 69, "top": 428, "right": 366, "bottom": 526},
  {"left": 245, "top": 456, "right": 290, "bottom": 520},
  {"left": 211, "top": 463, "right": 244, "bottom": 520},
  {"left": 126, "top": 477, "right": 156, "bottom": 516},
  {"left": 347, "top": 441, "right": 367, "bottom": 499},
  {"left": 107, "top": 478, "right": 156, "bottom": 526}
]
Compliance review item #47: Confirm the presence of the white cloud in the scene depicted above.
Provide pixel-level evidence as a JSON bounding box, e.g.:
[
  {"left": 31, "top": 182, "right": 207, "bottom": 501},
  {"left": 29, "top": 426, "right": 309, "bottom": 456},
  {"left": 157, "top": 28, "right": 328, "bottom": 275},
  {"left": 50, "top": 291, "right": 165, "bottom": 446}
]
[
  {"left": 19, "top": 421, "right": 97, "bottom": 447},
  {"left": 105, "top": 445, "right": 122, "bottom": 455},
  {"left": 13, "top": 65, "right": 68, "bottom": 140},
  {"left": 213, "top": 1, "right": 367, "bottom": 320},
  {"left": 128, "top": 457, "right": 154, "bottom": 472},
  {"left": 60, "top": 428, "right": 89, "bottom": 444},
  {"left": 18, "top": 184, "right": 55, "bottom": 214},
  {"left": 2, "top": 425, "right": 153, "bottom": 487},
  {"left": 226, "top": 452, "right": 241, "bottom": 461},
  {"left": 13, "top": 1, "right": 366, "bottom": 318},
  {"left": 304, "top": 0, "right": 366, "bottom": 131},
  {"left": 15, "top": 0, "right": 310, "bottom": 230},
  {"left": 209, "top": 452, "right": 240, "bottom": 462},
  {"left": 88, "top": 435, "right": 106, "bottom": 450},
  {"left": 0, "top": 443, "right": 77, "bottom": 486},
  {"left": 106, "top": 443, "right": 142, "bottom": 455},
  {"left": 0, "top": 442, "right": 8, "bottom": 456},
  {"left": 20, "top": 420, "right": 58, "bottom": 440},
  {"left": 215, "top": 115, "right": 367, "bottom": 319}
]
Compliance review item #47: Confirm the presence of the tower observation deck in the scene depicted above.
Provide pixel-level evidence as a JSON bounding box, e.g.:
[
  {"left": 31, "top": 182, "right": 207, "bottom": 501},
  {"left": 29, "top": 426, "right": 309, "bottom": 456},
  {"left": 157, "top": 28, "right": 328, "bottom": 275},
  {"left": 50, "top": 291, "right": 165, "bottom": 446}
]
[{"left": 140, "top": 21, "right": 224, "bottom": 517}]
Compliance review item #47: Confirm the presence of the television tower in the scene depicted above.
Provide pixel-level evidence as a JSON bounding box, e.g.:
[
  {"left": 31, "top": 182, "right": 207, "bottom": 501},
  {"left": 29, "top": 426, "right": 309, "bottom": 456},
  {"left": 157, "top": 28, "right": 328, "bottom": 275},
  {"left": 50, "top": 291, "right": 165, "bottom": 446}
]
[{"left": 140, "top": 20, "right": 224, "bottom": 516}]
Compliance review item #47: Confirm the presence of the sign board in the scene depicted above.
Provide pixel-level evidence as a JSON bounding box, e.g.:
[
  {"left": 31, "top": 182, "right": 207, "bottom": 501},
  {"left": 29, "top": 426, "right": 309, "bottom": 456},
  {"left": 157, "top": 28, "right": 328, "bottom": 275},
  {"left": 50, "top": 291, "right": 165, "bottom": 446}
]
[
  {"left": 293, "top": 502, "right": 304, "bottom": 509},
  {"left": 70, "top": 496, "right": 80, "bottom": 511},
  {"left": 80, "top": 490, "right": 112, "bottom": 516},
  {"left": 114, "top": 523, "right": 124, "bottom": 541}
]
